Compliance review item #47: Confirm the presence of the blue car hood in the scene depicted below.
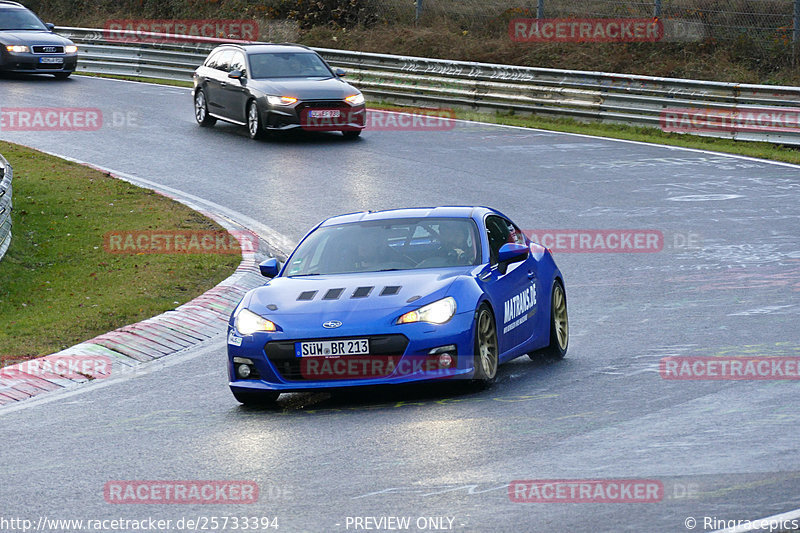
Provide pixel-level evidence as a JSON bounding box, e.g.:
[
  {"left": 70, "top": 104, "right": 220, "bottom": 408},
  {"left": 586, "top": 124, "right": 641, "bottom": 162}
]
[
  {"left": 247, "top": 269, "right": 470, "bottom": 318},
  {"left": 0, "top": 31, "right": 73, "bottom": 46}
]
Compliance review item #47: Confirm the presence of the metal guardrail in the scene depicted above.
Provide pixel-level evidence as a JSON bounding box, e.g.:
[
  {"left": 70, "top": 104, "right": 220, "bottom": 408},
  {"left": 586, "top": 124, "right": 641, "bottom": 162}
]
[
  {"left": 57, "top": 26, "right": 800, "bottom": 146},
  {"left": 0, "top": 153, "right": 12, "bottom": 263}
]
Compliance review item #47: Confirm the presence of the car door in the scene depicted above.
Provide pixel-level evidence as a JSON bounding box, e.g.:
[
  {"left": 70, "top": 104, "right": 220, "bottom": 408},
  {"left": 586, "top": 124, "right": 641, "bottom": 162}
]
[
  {"left": 482, "top": 215, "right": 539, "bottom": 355},
  {"left": 219, "top": 50, "right": 249, "bottom": 123},
  {"left": 204, "top": 49, "right": 235, "bottom": 118}
]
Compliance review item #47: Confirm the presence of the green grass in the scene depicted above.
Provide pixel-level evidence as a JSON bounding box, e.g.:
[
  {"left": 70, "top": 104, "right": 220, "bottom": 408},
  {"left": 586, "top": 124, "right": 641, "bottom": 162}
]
[{"left": 0, "top": 141, "right": 240, "bottom": 359}]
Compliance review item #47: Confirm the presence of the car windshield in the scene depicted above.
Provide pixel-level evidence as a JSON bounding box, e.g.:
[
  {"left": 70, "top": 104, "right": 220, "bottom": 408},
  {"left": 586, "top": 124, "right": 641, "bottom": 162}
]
[
  {"left": 248, "top": 52, "right": 332, "bottom": 79},
  {"left": 284, "top": 218, "right": 481, "bottom": 276},
  {"left": 0, "top": 9, "right": 48, "bottom": 31}
]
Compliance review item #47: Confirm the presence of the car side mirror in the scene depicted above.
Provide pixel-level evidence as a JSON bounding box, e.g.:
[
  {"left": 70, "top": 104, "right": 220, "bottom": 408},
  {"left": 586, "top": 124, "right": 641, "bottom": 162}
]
[
  {"left": 497, "top": 243, "right": 529, "bottom": 265},
  {"left": 335, "top": 68, "right": 346, "bottom": 77},
  {"left": 259, "top": 258, "right": 280, "bottom": 278},
  {"left": 45, "top": 23, "right": 55, "bottom": 31},
  {"left": 228, "top": 70, "right": 243, "bottom": 80}
]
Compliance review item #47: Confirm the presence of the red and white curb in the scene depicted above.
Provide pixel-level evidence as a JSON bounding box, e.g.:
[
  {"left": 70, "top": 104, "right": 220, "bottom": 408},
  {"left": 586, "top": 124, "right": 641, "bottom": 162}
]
[{"left": 0, "top": 152, "right": 288, "bottom": 407}]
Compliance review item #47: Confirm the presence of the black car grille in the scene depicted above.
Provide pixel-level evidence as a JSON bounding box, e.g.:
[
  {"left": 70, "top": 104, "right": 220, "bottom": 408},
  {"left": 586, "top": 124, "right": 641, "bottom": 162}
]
[
  {"left": 265, "top": 334, "right": 409, "bottom": 381},
  {"left": 33, "top": 46, "right": 64, "bottom": 54},
  {"left": 298, "top": 100, "right": 346, "bottom": 110}
]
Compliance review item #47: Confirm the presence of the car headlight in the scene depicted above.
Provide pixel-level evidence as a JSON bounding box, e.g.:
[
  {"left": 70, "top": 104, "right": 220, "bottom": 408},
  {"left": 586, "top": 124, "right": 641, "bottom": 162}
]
[
  {"left": 6, "top": 45, "right": 29, "bottom": 53},
  {"left": 345, "top": 93, "right": 365, "bottom": 106},
  {"left": 65, "top": 45, "right": 78, "bottom": 54},
  {"left": 397, "top": 297, "right": 456, "bottom": 325},
  {"left": 267, "top": 95, "right": 298, "bottom": 106},
  {"left": 235, "top": 308, "right": 277, "bottom": 335}
]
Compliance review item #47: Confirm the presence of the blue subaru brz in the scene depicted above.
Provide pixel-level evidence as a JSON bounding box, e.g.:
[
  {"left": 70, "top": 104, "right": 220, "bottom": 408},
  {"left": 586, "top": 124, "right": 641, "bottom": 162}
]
[{"left": 227, "top": 207, "right": 568, "bottom": 405}]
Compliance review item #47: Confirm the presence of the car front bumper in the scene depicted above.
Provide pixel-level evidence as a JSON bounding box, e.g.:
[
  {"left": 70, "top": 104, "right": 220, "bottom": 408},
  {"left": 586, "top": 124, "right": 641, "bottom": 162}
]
[
  {"left": 0, "top": 51, "right": 77, "bottom": 74},
  {"left": 262, "top": 102, "right": 365, "bottom": 132},
  {"left": 228, "top": 310, "right": 477, "bottom": 393}
]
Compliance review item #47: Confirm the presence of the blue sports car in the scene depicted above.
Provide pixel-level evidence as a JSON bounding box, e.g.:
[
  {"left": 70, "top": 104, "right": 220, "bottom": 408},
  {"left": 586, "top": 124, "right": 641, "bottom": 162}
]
[{"left": 227, "top": 207, "right": 568, "bottom": 405}]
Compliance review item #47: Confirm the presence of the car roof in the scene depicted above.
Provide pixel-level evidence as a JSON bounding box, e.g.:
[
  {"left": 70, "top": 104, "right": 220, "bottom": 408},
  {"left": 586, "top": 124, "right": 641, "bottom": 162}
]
[
  {"left": 319, "top": 206, "right": 502, "bottom": 227},
  {"left": 0, "top": 1, "right": 26, "bottom": 8},
  {"left": 210, "top": 43, "right": 314, "bottom": 54}
]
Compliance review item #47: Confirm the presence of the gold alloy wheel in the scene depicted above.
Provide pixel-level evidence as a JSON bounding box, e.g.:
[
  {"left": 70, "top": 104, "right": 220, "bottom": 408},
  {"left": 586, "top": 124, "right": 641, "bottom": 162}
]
[{"left": 553, "top": 283, "right": 568, "bottom": 351}]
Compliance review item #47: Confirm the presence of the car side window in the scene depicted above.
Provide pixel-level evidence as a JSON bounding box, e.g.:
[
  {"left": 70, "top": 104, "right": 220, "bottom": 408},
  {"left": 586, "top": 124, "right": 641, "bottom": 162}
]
[
  {"left": 508, "top": 221, "right": 526, "bottom": 246},
  {"left": 204, "top": 50, "right": 223, "bottom": 70},
  {"left": 485, "top": 216, "right": 512, "bottom": 265},
  {"left": 215, "top": 50, "right": 235, "bottom": 72},
  {"left": 230, "top": 52, "right": 246, "bottom": 75}
]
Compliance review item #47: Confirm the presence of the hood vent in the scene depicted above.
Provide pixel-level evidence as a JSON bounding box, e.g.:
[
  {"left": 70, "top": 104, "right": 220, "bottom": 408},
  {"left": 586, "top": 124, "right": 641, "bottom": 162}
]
[
  {"left": 323, "top": 288, "right": 345, "bottom": 300},
  {"left": 380, "top": 286, "right": 401, "bottom": 296},
  {"left": 298, "top": 291, "right": 317, "bottom": 301},
  {"left": 352, "top": 286, "right": 373, "bottom": 298}
]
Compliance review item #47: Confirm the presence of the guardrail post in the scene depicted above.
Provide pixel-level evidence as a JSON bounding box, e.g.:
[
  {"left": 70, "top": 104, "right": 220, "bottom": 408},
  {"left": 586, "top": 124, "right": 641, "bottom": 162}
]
[
  {"left": 537, "top": 0, "right": 544, "bottom": 19},
  {"left": 415, "top": 0, "right": 423, "bottom": 24},
  {"left": 654, "top": 0, "right": 661, "bottom": 18}
]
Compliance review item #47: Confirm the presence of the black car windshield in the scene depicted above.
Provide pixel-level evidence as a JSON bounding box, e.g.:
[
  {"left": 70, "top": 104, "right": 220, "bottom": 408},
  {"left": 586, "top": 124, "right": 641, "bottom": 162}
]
[
  {"left": 0, "top": 9, "right": 48, "bottom": 31},
  {"left": 248, "top": 52, "right": 332, "bottom": 79},
  {"left": 284, "top": 218, "right": 482, "bottom": 276}
]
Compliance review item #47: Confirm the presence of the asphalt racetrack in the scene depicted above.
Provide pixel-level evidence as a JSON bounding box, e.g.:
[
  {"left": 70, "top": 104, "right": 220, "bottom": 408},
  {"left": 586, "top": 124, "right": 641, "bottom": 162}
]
[{"left": 1, "top": 75, "right": 799, "bottom": 532}]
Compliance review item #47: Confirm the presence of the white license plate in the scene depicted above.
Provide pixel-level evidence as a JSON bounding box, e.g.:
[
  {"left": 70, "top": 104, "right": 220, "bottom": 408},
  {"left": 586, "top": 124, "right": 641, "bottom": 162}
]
[
  {"left": 39, "top": 57, "right": 64, "bottom": 64},
  {"left": 309, "top": 110, "right": 340, "bottom": 119},
  {"left": 296, "top": 339, "right": 369, "bottom": 357}
]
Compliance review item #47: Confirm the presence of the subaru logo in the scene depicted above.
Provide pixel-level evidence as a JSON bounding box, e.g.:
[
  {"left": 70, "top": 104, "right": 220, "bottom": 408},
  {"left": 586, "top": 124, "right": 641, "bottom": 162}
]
[{"left": 323, "top": 320, "right": 342, "bottom": 329}]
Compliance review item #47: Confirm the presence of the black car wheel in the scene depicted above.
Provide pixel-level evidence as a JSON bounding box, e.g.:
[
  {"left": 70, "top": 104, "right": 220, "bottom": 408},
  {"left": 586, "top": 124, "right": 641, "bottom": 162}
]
[
  {"left": 530, "top": 280, "right": 568, "bottom": 361},
  {"left": 232, "top": 389, "right": 280, "bottom": 406},
  {"left": 247, "top": 100, "right": 264, "bottom": 139},
  {"left": 343, "top": 130, "right": 361, "bottom": 139},
  {"left": 472, "top": 304, "right": 499, "bottom": 386},
  {"left": 194, "top": 89, "right": 216, "bottom": 127},
  {"left": 53, "top": 72, "right": 71, "bottom": 80}
]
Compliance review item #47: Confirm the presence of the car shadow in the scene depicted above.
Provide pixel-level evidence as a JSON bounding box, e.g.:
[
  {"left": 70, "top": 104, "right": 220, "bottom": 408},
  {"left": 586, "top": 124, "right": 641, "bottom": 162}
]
[
  {"left": 233, "top": 355, "right": 566, "bottom": 414},
  {"left": 0, "top": 71, "right": 71, "bottom": 81}
]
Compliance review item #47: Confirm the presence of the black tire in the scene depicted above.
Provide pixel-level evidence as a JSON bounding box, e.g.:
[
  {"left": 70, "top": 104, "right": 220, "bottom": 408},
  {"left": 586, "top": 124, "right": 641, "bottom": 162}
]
[
  {"left": 529, "top": 280, "right": 568, "bottom": 361},
  {"left": 247, "top": 100, "right": 264, "bottom": 139},
  {"left": 194, "top": 89, "right": 216, "bottom": 127},
  {"left": 342, "top": 130, "right": 362, "bottom": 138},
  {"left": 232, "top": 389, "right": 280, "bottom": 406},
  {"left": 54, "top": 72, "right": 71, "bottom": 79},
  {"left": 472, "top": 304, "right": 499, "bottom": 387}
]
